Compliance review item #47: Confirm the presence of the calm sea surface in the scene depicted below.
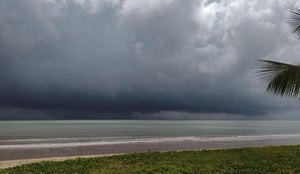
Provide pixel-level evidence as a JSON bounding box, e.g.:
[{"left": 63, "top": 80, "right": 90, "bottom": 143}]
[{"left": 1, "top": 120, "right": 300, "bottom": 143}]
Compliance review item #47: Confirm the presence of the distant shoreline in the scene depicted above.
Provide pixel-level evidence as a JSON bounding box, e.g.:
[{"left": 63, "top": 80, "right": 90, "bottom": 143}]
[{"left": 1, "top": 135, "right": 300, "bottom": 169}]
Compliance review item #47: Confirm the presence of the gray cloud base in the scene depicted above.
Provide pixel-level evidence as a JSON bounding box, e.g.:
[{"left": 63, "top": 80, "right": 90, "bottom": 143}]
[{"left": 0, "top": 0, "right": 299, "bottom": 119}]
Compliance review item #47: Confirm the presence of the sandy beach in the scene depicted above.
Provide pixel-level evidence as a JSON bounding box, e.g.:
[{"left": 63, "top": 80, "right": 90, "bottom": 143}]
[
  {"left": 1, "top": 135, "right": 300, "bottom": 169},
  {"left": 0, "top": 154, "right": 119, "bottom": 169}
]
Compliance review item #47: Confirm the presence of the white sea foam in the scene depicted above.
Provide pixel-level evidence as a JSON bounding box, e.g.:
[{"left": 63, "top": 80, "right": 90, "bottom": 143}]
[{"left": 1, "top": 134, "right": 300, "bottom": 150}]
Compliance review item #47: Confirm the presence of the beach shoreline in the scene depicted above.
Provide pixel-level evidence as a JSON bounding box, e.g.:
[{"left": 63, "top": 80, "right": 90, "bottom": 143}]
[
  {"left": 2, "top": 135, "right": 300, "bottom": 169},
  {"left": 0, "top": 154, "right": 119, "bottom": 169}
]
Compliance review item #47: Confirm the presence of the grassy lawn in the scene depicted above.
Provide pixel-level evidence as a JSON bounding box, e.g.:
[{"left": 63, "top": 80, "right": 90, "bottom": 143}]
[{"left": 1, "top": 145, "right": 300, "bottom": 174}]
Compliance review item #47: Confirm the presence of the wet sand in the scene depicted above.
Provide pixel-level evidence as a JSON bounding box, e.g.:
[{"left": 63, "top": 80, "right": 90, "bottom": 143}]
[{"left": 1, "top": 137, "right": 300, "bottom": 169}]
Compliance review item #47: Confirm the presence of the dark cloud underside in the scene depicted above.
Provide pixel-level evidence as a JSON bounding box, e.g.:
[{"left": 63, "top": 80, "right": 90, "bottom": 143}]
[{"left": 0, "top": 0, "right": 299, "bottom": 119}]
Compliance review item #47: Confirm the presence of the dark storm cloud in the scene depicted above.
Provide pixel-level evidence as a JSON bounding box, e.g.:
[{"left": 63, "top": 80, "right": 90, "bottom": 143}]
[{"left": 0, "top": 0, "right": 299, "bottom": 119}]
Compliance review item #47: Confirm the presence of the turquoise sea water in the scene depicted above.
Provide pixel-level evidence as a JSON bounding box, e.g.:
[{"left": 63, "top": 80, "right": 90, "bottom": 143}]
[{"left": 1, "top": 120, "right": 300, "bottom": 141}]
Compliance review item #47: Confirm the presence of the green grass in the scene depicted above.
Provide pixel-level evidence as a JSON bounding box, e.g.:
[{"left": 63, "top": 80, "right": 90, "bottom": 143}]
[{"left": 2, "top": 145, "right": 300, "bottom": 174}]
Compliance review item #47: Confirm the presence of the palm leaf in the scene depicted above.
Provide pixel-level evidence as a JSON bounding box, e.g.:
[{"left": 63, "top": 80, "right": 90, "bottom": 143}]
[
  {"left": 288, "top": 8, "right": 300, "bottom": 37},
  {"left": 254, "top": 8, "right": 300, "bottom": 99},
  {"left": 255, "top": 60, "right": 300, "bottom": 98}
]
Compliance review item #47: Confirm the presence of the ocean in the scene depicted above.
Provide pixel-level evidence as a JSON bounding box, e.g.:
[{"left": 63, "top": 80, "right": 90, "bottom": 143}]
[{"left": 1, "top": 120, "right": 300, "bottom": 149}]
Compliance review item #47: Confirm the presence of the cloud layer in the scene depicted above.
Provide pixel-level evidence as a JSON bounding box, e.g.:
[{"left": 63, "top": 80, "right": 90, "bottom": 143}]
[{"left": 0, "top": 0, "right": 300, "bottom": 119}]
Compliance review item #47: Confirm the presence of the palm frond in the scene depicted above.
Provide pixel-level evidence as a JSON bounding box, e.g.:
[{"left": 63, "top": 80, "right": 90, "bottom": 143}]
[
  {"left": 255, "top": 60, "right": 300, "bottom": 98},
  {"left": 288, "top": 8, "right": 300, "bottom": 37},
  {"left": 254, "top": 8, "right": 300, "bottom": 99}
]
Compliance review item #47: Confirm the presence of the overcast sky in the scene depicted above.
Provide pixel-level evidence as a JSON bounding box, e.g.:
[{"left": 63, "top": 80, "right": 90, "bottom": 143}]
[{"left": 1, "top": 0, "right": 300, "bottom": 119}]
